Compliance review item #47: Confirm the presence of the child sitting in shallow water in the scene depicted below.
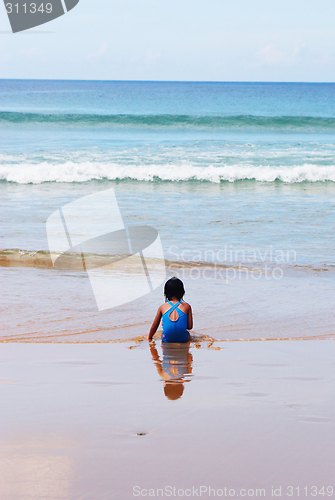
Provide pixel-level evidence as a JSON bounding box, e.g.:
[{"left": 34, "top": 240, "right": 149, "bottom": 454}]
[{"left": 146, "top": 277, "right": 193, "bottom": 343}]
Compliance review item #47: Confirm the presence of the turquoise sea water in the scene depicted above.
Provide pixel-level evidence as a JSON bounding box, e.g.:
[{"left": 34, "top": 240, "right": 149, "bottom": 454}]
[
  {"left": 2, "top": 80, "right": 335, "bottom": 264},
  {"left": 1, "top": 80, "right": 335, "bottom": 340}
]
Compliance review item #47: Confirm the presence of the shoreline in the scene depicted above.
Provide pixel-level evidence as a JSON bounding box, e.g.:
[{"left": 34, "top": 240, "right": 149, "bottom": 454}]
[
  {"left": 1, "top": 334, "right": 335, "bottom": 344},
  {"left": 1, "top": 248, "right": 334, "bottom": 276}
]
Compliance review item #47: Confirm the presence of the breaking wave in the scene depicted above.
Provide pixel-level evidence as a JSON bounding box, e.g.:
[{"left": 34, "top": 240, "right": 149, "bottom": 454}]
[{"left": 2, "top": 162, "right": 335, "bottom": 184}]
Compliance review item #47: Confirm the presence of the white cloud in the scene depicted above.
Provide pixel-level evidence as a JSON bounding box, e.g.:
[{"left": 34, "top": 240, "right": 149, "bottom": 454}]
[
  {"left": 86, "top": 42, "right": 108, "bottom": 61},
  {"left": 257, "top": 44, "right": 286, "bottom": 64},
  {"left": 19, "top": 47, "right": 46, "bottom": 59}
]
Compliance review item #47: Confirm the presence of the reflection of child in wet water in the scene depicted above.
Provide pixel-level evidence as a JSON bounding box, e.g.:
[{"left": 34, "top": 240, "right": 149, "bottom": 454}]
[
  {"left": 146, "top": 277, "right": 193, "bottom": 343},
  {"left": 149, "top": 341, "right": 193, "bottom": 400}
]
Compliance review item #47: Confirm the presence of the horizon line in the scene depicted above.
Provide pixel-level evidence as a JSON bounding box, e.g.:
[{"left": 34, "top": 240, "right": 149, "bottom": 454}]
[{"left": 0, "top": 78, "right": 335, "bottom": 84}]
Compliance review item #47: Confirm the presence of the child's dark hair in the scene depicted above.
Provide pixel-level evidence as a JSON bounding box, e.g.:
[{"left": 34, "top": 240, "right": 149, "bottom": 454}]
[{"left": 164, "top": 277, "right": 185, "bottom": 301}]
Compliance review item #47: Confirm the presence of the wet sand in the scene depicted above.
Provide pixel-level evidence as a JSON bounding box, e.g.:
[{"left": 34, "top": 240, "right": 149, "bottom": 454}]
[{"left": 0, "top": 340, "right": 334, "bottom": 500}]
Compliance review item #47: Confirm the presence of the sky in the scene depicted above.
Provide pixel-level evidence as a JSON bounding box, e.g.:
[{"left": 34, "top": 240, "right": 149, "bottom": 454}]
[{"left": 0, "top": 0, "right": 335, "bottom": 82}]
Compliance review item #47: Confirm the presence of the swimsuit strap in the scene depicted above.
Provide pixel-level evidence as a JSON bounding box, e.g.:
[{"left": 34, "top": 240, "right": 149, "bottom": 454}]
[{"left": 166, "top": 301, "right": 181, "bottom": 314}]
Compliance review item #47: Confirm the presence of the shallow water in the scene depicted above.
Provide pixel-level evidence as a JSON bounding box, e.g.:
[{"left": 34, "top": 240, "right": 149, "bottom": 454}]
[{"left": 1, "top": 81, "right": 335, "bottom": 341}]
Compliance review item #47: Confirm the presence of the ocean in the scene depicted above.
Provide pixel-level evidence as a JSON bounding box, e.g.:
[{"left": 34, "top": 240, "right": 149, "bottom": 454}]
[{"left": 1, "top": 80, "right": 335, "bottom": 342}]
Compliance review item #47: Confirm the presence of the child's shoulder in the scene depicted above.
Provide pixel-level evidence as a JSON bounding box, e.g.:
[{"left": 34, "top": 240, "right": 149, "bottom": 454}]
[{"left": 181, "top": 302, "right": 191, "bottom": 312}]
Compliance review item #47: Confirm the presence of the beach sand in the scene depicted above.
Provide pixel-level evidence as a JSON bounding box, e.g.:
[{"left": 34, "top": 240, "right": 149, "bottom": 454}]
[{"left": 0, "top": 340, "right": 334, "bottom": 500}]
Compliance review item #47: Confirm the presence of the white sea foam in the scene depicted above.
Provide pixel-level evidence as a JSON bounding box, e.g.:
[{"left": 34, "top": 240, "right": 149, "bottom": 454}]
[{"left": 2, "top": 161, "right": 335, "bottom": 184}]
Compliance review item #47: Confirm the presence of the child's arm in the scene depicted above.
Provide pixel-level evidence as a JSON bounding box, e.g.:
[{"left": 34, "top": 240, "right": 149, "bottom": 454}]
[
  {"left": 187, "top": 304, "right": 193, "bottom": 330},
  {"left": 146, "top": 307, "right": 162, "bottom": 340}
]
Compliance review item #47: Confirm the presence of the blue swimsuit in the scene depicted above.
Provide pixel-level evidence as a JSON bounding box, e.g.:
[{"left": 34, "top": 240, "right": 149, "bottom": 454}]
[{"left": 162, "top": 301, "right": 189, "bottom": 343}]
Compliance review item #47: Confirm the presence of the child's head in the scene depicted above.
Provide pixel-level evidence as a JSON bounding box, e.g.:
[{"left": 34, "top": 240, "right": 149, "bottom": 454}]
[{"left": 164, "top": 277, "right": 185, "bottom": 301}]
